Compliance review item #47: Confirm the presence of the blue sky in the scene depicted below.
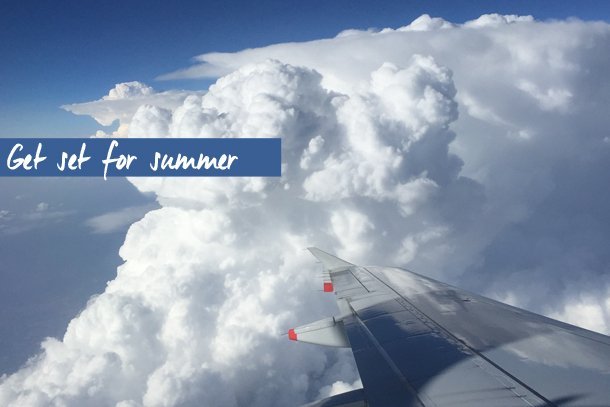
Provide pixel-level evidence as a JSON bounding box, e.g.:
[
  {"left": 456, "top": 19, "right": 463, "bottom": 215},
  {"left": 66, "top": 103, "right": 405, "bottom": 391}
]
[{"left": 2, "top": 0, "right": 610, "bottom": 138}]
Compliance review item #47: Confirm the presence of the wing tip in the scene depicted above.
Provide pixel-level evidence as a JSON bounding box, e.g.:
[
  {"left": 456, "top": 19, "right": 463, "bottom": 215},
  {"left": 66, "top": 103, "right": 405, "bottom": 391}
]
[{"left": 307, "top": 247, "right": 353, "bottom": 270}]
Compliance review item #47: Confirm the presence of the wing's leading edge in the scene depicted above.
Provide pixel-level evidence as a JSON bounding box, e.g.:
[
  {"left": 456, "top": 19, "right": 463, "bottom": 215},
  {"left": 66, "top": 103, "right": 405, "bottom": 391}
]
[
  {"left": 290, "top": 248, "right": 610, "bottom": 407},
  {"left": 307, "top": 247, "right": 353, "bottom": 270}
]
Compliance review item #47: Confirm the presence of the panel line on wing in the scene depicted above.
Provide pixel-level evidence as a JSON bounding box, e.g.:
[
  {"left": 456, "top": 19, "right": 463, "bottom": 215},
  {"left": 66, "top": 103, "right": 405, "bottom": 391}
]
[
  {"left": 360, "top": 266, "right": 555, "bottom": 407},
  {"left": 344, "top": 312, "right": 428, "bottom": 407},
  {"left": 346, "top": 267, "right": 372, "bottom": 293}
]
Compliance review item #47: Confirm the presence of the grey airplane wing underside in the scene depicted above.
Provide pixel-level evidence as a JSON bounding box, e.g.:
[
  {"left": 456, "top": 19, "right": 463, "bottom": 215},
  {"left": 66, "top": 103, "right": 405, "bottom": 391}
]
[{"left": 295, "top": 248, "right": 610, "bottom": 407}]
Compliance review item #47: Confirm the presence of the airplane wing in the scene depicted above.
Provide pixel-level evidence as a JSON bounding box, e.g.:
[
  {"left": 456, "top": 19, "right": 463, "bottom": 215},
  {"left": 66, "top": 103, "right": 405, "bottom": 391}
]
[{"left": 289, "top": 248, "right": 610, "bottom": 407}]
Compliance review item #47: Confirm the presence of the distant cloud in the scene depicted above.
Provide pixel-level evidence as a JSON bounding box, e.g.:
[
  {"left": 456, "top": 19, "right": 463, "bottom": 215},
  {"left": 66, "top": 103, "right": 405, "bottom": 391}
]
[
  {"left": 2, "top": 13, "right": 610, "bottom": 407},
  {"left": 62, "top": 82, "right": 202, "bottom": 127},
  {"left": 317, "top": 378, "right": 362, "bottom": 399},
  {"left": 35, "top": 202, "right": 49, "bottom": 212},
  {"left": 0, "top": 210, "right": 13, "bottom": 232},
  {"left": 549, "top": 292, "right": 610, "bottom": 334},
  {"left": 85, "top": 204, "right": 159, "bottom": 234},
  {"left": 0, "top": 203, "right": 70, "bottom": 235},
  {"left": 104, "top": 81, "right": 154, "bottom": 100}
]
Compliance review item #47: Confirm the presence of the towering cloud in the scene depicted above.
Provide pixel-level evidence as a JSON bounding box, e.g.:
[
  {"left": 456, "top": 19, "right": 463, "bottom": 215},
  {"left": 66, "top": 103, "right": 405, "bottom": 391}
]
[{"left": 2, "top": 14, "right": 610, "bottom": 406}]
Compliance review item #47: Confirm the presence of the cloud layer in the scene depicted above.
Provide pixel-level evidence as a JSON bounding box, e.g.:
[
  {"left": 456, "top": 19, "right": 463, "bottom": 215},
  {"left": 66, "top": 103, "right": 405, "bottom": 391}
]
[{"left": 2, "top": 14, "right": 610, "bottom": 406}]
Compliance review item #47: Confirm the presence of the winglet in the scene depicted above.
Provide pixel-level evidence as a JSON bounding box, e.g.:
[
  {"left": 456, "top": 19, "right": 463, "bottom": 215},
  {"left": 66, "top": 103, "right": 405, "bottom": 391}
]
[
  {"left": 307, "top": 247, "right": 353, "bottom": 271},
  {"left": 287, "top": 317, "right": 350, "bottom": 348}
]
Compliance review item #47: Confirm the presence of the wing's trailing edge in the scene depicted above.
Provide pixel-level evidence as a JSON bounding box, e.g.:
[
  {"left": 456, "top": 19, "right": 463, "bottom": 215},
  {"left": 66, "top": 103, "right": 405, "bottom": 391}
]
[
  {"left": 303, "top": 389, "right": 366, "bottom": 407},
  {"left": 289, "top": 248, "right": 610, "bottom": 407}
]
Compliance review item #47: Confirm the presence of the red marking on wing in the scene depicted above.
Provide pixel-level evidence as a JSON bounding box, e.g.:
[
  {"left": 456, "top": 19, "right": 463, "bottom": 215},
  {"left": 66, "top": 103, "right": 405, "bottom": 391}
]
[
  {"left": 323, "top": 281, "right": 334, "bottom": 292},
  {"left": 288, "top": 328, "right": 297, "bottom": 341}
]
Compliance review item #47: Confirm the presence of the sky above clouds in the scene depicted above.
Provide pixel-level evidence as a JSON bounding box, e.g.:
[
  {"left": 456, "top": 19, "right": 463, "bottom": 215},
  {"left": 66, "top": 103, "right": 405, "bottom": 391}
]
[
  {"left": 2, "top": 2, "right": 610, "bottom": 407},
  {"left": 2, "top": 0, "right": 610, "bottom": 138}
]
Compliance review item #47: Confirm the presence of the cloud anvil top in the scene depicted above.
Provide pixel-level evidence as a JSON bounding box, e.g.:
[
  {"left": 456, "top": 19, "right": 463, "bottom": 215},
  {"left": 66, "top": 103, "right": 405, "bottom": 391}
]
[{"left": 0, "top": 138, "right": 281, "bottom": 179}]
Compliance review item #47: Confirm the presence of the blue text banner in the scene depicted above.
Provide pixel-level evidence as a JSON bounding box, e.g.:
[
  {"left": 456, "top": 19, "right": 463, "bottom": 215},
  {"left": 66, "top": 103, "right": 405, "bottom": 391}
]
[{"left": 0, "top": 138, "right": 281, "bottom": 179}]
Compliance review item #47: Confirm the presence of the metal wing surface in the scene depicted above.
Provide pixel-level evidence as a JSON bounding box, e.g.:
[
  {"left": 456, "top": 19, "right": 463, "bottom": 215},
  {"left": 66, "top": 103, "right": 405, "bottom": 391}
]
[{"left": 291, "top": 248, "right": 610, "bottom": 407}]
